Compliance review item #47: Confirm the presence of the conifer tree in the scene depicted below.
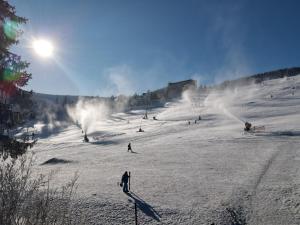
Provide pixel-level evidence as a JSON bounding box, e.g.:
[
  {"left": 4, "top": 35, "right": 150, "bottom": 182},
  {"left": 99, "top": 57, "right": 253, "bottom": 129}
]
[{"left": 0, "top": 0, "right": 31, "bottom": 97}]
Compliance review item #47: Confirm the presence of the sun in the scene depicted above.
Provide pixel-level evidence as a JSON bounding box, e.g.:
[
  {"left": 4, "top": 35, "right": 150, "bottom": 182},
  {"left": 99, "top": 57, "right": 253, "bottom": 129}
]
[{"left": 32, "top": 39, "right": 54, "bottom": 58}]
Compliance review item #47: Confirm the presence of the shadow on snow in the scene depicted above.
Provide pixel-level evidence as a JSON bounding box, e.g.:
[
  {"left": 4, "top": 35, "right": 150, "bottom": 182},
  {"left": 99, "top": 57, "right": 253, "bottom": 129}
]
[{"left": 126, "top": 192, "right": 161, "bottom": 222}]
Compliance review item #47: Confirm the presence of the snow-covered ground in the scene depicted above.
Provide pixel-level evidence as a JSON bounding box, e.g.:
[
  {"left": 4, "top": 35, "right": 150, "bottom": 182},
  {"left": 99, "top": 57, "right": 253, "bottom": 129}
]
[{"left": 31, "top": 76, "right": 300, "bottom": 224}]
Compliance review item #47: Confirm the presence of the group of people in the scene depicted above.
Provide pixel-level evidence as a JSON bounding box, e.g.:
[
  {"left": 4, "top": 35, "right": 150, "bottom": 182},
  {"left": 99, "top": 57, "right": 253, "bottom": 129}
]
[{"left": 188, "top": 115, "right": 202, "bottom": 125}]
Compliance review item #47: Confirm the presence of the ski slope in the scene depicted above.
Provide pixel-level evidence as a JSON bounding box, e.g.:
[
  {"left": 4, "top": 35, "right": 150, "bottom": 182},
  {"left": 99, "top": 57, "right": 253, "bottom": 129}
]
[{"left": 31, "top": 76, "right": 300, "bottom": 224}]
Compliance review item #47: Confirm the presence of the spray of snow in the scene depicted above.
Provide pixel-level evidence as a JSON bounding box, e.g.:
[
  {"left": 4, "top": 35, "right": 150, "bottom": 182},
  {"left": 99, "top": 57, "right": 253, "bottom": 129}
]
[
  {"left": 158, "top": 88, "right": 200, "bottom": 120},
  {"left": 67, "top": 98, "right": 111, "bottom": 134},
  {"left": 204, "top": 83, "right": 260, "bottom": 124},
  {"left": 204, "top": 90, "right": 243, "bottom": 123}
]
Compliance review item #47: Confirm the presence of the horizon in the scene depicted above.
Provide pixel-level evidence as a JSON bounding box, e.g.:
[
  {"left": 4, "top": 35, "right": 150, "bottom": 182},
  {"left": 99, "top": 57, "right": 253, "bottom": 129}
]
[
  {"left": 10, "top": 0, "right": 300, "bottom": 96},
  {"left": 33, "top": 66, "right": 300, "bottom": 97}
]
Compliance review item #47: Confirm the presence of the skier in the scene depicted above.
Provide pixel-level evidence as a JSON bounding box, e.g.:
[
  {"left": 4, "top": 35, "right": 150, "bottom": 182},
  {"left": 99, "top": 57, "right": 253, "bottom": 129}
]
[
  {"left": 194, "top": 120, "right": 197, "bottom": 124},
  {"left": 138, "top": 127, "right": 144, "bottom": 132},
  {"left": 198, "top": 115, "right": 202, "bottom": 120},
  {"left": 188, "top": 121, "right": 191, "bottom": 125},
  {"left": 120, "top": 171, "right": 130, "bottom": 193},
  {"left": 128, "top": 142, "right": 133, "bottom": 152},
  {"left": 244, "top": 122, "right": 252, "bottom": 131}
]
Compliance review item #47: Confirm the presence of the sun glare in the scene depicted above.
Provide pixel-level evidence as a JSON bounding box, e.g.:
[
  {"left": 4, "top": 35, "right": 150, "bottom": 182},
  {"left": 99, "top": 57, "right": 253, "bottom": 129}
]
[{"left": 32, "top": 39, "right": 54, "bottom": 58}]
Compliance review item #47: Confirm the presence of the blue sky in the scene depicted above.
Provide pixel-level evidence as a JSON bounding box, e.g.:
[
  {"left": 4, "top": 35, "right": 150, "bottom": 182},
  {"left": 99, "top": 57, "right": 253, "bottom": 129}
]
[{"left": 10, "top": 0, "right": 300, "bottom": 96}]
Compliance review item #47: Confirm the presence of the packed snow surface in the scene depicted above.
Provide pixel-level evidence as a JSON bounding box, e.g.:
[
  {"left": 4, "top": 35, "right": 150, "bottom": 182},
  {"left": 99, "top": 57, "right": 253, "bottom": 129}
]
[{"left": 31, "top": 76, "right": 300, "bottom": 224}]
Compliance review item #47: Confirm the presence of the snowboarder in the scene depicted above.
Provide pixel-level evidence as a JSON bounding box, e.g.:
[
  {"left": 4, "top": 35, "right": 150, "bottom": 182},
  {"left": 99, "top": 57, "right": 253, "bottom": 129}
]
[
  {"left": 84, "top": 133, "right": 89, "bottom": 142},
  {"left": 128, "top": 142, "right": 133, "bottom": 152},
  {"left": 120, "top": 171, "right": 130, "bottom": 193},
  {"left": 244, "top": 122, "right": 252, "bottom": 131}
]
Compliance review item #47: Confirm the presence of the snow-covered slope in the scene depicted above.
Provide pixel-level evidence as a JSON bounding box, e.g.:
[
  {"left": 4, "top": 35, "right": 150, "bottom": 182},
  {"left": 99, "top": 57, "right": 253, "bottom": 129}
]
[{"left": 31, "top": 75, "right": 300, "bottom": 224}]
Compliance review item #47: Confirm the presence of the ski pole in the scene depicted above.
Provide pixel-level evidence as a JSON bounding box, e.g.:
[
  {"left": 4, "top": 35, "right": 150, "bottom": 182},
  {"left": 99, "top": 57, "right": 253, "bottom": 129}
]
[{"left": 129, "top": 171, "right": 131, "bottom": 191}]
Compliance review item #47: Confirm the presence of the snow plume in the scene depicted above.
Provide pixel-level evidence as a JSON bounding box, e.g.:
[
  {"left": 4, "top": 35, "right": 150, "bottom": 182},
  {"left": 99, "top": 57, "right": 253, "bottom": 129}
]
[
  {"left": 67, "top": 98, "right": 111, "bottom": 134},
  {"left": 32, "top": 98, "right": 70, "bottom": 137},
  {"left": 158, "top": 88, "right": 200, "bottom": 120},
  {"left": 181, "top": 88, "right": 201, "bottom": 112},
  {"left": 204, "top": 84, "right": 259, "bottom": 124},
  {"left": 204, "top": 90, "right": 243, "bottom": 123}
]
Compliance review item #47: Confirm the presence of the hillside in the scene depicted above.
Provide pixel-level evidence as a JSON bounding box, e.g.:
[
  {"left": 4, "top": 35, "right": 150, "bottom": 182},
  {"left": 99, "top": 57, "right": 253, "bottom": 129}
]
[
  {"left": 27, "top": 74, "right": 300, "bottom": 224},
  {"left": 219, "top": 67, "right": 300, "bottom": 88}
]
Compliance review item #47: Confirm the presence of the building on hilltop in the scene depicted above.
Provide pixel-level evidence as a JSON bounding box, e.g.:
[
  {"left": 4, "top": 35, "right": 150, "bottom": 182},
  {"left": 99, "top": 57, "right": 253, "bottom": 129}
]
[{"left": 166, "top": 79, "right": 197, "bottom": 99}]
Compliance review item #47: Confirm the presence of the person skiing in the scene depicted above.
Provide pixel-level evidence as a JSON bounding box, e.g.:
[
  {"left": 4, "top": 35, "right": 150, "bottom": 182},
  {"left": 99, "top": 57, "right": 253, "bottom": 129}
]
[
  {"left": 120, "top": 171, "right": 130, "bottom": 193},
  {"left": 128, "top": 142, "right": 132, "bottom": 152},
  {"left": 198, "top": 115, "right": 202, "bottom": 120}
]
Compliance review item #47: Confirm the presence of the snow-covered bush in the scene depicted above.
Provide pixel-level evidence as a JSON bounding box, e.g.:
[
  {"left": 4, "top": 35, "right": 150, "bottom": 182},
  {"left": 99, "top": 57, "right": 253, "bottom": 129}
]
[{"left": 0, "top": 154, "right": 86, "bottom": 225}]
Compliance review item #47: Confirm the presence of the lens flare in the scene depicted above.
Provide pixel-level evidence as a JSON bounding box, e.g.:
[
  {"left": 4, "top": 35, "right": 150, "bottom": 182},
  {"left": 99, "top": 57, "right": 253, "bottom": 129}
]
[
  {"left": 32, "top": 39, "right": 54, "bottom": 57},
  {"left": 3, "top": 19, "right": 19, "bottom": 40}
]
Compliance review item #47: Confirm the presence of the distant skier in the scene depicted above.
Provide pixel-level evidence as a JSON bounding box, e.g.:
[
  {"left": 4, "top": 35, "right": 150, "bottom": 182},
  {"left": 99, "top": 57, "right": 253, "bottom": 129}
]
[
  {"left": 138, "top": 127, "right": 144, "bottom": 132},
  {"left": 128, "top": 142, "right": 133, "bottom": 152},
  {"left": 188, "top": 121, "right": 191, "bottom": 125},
  {"left": 198, "top": 115, "right": 202, "bottom": 120},
  {"left": 120, "top": 171, "right": 130, "bottom": 193},
  {"left": 153, "top": 116, "right": 157, "bottom": 120},
  {"left": 194, "top": 120, "right": 197, "bottom": 124}
]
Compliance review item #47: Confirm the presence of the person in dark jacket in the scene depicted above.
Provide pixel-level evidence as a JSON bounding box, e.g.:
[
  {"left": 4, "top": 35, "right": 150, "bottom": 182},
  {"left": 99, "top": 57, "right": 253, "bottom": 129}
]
[
  {"left": 121, "top": 171, "right": 130, "bottom": 193},
  {"left": 128, "top": 142, "right": 132, "bottom": 152}
]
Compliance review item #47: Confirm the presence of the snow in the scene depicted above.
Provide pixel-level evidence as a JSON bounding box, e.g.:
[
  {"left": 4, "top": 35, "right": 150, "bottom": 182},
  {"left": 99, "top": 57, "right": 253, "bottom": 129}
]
[{"left": 30, "top": 75, "right": 300, "bottom": 224}]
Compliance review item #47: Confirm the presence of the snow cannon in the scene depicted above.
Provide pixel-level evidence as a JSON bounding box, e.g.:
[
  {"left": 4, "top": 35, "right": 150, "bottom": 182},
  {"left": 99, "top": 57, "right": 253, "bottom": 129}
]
[
  {"left": 244, "top": 122, "right": 252, "bottom": 131},
  {"left": 83, "top": 133, "right": 89, "bottom": 142}
]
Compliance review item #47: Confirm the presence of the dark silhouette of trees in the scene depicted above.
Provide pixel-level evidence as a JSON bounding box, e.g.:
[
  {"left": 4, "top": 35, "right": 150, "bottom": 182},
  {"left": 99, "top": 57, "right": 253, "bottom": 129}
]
[
  {"left": 0, "top": 0, "right": 34, "bottom": 158},
  {"left": 0, "top": 0, "right": 31, "bottom": 97}
]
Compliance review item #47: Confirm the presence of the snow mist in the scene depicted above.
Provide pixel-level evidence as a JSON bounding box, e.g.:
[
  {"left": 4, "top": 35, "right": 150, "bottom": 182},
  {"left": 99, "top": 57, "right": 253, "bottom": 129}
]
[
  {"left": 204, "top": 83, "right": 259, "bottom": 124},
  {"left": 67, "top": 98, "right": 111, "bottom": 134}
]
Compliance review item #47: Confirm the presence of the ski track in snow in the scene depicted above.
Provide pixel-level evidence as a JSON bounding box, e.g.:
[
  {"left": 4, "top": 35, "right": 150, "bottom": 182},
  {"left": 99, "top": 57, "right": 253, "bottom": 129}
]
[{"left": 29, "top": 76, "right": 300, "bottom": 224}]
